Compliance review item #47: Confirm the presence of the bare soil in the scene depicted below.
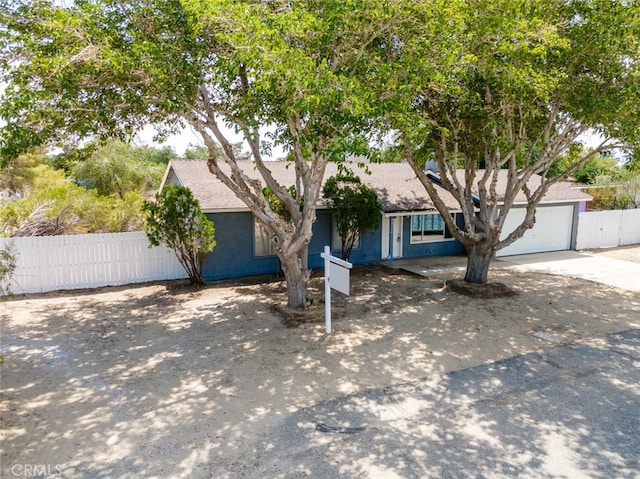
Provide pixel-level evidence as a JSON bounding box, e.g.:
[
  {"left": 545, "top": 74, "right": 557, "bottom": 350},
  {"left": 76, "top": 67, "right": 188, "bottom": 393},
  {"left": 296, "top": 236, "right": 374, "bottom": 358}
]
[{"left": 1, "top": 249, "right": 639, "bottom": 478}]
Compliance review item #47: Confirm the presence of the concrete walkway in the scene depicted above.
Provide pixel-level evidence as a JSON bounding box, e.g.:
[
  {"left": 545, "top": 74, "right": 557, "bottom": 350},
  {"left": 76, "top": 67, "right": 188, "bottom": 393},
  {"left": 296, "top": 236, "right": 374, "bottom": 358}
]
[{"left": 398, "top": 249, "right": 640, "bottom": 293}]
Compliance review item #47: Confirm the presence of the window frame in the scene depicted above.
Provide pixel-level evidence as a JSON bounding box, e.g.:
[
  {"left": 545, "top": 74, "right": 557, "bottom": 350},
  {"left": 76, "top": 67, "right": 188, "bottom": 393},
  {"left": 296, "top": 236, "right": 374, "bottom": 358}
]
[
  {"left": 332, "top": 219, "right": 361, "bottom": 252},
  {"left": 410, "top": 212, "right": 458, "bottom": 244},
  {"left": 254, "top": 218, "right": 277, "bottom": 257}
]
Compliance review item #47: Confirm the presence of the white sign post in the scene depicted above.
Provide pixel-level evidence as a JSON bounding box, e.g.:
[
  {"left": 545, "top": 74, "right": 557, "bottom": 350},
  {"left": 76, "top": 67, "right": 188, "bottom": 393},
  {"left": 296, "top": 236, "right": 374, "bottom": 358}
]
[{"left": 320, "top": 245, "right": 352, "bottom": 334}]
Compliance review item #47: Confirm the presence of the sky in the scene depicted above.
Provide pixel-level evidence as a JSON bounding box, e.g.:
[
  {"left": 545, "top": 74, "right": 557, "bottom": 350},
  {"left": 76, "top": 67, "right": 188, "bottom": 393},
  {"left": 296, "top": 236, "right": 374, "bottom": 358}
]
[
  {"left": 135, "top": 122, "right": 614, "bottom": 162},
  {"left": 134, "top": 125, "right": 204, "bottom": 156},
  {"left": 134, "top": 123, "right": 287, "bottom": 160}
]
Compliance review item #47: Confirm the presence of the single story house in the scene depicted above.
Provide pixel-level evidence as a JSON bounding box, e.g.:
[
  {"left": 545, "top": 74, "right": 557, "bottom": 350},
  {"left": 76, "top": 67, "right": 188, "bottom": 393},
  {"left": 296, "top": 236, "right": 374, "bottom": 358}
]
[{"left": 160, "top": 160, "right": 591, "bottom": 281}]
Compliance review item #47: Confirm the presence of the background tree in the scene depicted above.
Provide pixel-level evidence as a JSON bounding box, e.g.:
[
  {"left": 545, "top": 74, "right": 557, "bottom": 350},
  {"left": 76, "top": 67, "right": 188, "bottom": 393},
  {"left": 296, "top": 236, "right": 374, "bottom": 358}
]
[
  {"left": 0, "top": 152, "right": 41, "bottom": 196},
  {"left": 370, "top": 0, "right": 640, "bottom": 283},
  {"left": 0, "top": 0, "right": 387, "bottom": 308},
  {"left": 573, "top": 154, "right": 619, "bottom": 185},
  {"left": 183, "top": 143, "right": 250, "bottom": 162},
  {"left": 0, "top": 140, "right": 171, "bottom": 236},
  {"left": 69, "top": 141, "right": 166, "bottom": 198},
  {"left": 581, "top": 163, "right": 640, "bottom": 211},
  {"left": 183, "top": 145, "right": 210, "bottom": 161},
  {"left": 143, "top": 185, "right": 215, "bottom": 285},
  {"left": 1, "top": 156, "right": 146, "bottom": 236},
  {"left": 322, "top": 174, "right": 382, "bottom": 261}
]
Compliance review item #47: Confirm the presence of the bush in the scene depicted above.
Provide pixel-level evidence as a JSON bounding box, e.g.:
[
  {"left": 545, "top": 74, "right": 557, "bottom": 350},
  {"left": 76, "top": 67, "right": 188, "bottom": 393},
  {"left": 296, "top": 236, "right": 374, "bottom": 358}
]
[
  {"left": 143, "top": 185, "right": 216, "bottom": 285},
  {"left": 0, "top": 242, "right": 18, "bottom": 295},
  {"left": 323, "top": 174, "right": 382, "bottom": 261}
]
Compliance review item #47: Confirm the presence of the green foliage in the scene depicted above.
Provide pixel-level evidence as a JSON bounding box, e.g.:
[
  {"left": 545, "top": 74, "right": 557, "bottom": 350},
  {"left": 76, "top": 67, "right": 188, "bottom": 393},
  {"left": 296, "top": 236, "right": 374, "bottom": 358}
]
[
  {"left": 143, "top": 185, "right": 215, "bottom": 285},
  {"left": 0, "top": 152, "right": 41, "bottom": 195},
  {"left": 370, "top": 143, "right": 405, "bottom": 164},
  {"left": 0, "top": 0, "right": 377, "bottom": 157},
  {"left": 0, "top": 139, "right": 174, "bottom": 237},
  {"left": 624, "top": 149, "right": 640, "bottom": 172},
  {"left": 0, "top": 242, "right": 18, "bottom": 295},
  {"left": 323, "top": 174, "right": 382, "bottom": 260},
  {"left": 573, "top": 155, "right": 619, "bottom": 184},
  {"left": 68, "top": 141, "right": 165, "bottom": 198},
  {"left": 585, "top": 167, "right": 640, "bottom": 210},
  {"left": 546, "top": 143, "right": 587, "bottom": 178},
  {"left": 0, "top": 0, "right": 196, "bottom": 162},
  {"left": 183, "top": 145, "right": 210, "bottom": 160},
  {"left": 137, "top": 145, "right": 176, "bottom": 165},
  {"left": 262, "top": 186, "right": 301, "bottom": 222},
  {"left": 0, "top": 158, "right": 145, "bottom": 236},
  {"left": 183, "top": 143, "right": 249, "bottom": 161}
]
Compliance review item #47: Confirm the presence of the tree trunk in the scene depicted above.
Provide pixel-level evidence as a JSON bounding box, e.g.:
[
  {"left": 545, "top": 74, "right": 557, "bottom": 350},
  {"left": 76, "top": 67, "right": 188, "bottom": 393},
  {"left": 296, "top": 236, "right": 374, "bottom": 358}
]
[
  {"left": 279, "top": 245, "right": 310, "bottom": 309},
  {"left": 464, "top": 243, "right": 494, "bottom": 284}
]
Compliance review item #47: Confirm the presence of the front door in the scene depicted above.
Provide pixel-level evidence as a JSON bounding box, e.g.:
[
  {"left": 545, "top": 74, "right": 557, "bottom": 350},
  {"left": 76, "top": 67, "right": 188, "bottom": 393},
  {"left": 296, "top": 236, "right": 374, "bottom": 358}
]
[
  {"left": 382, "top": 215, "right": 403, "bottom": 259},
  {"left": 391, "top": 216, "right": 403, "bottom": 258}
]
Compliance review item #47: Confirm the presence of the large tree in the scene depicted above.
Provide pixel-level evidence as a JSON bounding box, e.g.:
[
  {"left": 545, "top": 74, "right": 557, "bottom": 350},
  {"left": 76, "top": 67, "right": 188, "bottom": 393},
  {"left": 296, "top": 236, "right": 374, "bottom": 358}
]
[
  {"left": 68, "top": 141, "right": 166, "bottom": 198},
  {"left": 372, "top": 0, "right": 640, "bottom": 283},
  {"left": 0, "top": 0, "right": 388, "bottom": 308}
]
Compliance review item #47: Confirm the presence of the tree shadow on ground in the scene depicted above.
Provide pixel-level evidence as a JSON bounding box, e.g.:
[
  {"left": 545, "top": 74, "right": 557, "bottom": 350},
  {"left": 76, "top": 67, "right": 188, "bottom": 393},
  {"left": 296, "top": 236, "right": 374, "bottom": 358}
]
[
  {"left": 1, "top": 267, "right": 638, "bottom": 478},
  {"left": 264, "top": 330, "right": 640, "bottom": 478}
]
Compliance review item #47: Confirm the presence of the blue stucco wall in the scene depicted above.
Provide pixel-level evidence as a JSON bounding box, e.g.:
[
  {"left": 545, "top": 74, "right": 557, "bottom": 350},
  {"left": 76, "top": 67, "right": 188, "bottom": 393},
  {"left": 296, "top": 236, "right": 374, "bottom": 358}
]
[
  {"left": 201, "top": 212, "right": 278, "bottom": 281},
  {"left": 201, "top": 210, "right": 383, "bottom": 281},
  {"left": 201, "top": 210, "right": 466, "bottom": 281}
]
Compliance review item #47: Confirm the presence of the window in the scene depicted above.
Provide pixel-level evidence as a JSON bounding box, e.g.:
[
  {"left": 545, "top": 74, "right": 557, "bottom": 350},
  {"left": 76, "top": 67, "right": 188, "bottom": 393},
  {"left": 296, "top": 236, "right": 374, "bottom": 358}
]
[
  {"left": 254, "top": 220, "right": 276, "bottom": 256},
  {"left": 410, "top": 213, "right": 456, "bottom": 243},
  {"left": 332, "top": 220, "right": 360, "bottom": 251}
]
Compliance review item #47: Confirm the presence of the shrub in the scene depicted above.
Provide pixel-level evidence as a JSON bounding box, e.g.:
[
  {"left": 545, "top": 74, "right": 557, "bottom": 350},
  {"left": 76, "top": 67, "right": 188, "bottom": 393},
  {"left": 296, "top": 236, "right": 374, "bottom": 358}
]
[
  {"left": 0, "top": 242, "right": 18, "bottom": 295},
  {"left": 143, "top": 185, "right": 216, "bottom": 285}
]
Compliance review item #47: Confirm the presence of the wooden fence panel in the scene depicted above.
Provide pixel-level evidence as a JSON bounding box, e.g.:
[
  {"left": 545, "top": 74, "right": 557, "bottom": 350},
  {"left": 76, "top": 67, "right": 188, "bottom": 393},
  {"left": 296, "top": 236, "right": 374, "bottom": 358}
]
[
  {"left": 620, "top": 209, "right": 640, "bottom": 246},
  {"left": 576, "top": 209, "right": 640, "bottom": 250},
  {"left": 0, "top": 232, "right": 186, "bottom": 295}
]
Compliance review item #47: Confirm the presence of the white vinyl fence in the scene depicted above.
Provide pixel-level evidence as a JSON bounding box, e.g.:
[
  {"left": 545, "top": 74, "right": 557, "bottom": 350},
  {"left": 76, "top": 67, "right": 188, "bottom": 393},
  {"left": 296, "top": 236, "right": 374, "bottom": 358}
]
[
  {"left": 576, "top": 209, "right": 640, "bottom": 250},
  {"left": 0, "top": 232, "right": 187, "bottom": 295}
]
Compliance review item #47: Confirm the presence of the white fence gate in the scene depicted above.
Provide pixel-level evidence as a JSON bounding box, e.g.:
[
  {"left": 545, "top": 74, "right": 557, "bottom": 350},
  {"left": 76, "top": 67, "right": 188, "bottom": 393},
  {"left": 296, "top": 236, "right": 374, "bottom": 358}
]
[
  {"left": 0, "top": 232, "right": 187, "bottom": 295},
  {"left": 576, "top": 209, "right": 640, "bottom": 250}
]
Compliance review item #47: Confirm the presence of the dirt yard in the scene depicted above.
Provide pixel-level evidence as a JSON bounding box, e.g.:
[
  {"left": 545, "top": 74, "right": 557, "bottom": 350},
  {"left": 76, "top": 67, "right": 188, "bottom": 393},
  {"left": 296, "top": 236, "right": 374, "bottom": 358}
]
[{"left": 1, "top": 248, "right": 639, "bottom": 478}]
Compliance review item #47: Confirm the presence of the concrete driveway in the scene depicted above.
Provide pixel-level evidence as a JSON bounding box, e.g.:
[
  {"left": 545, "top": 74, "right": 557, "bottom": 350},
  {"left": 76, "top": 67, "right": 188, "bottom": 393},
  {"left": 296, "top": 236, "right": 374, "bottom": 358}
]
[
  {"left": 497, "top": 250, "right": 640, "bottom": 293},
  {"left": 400, "top": 247, "right": 640, "bottom": 293}
]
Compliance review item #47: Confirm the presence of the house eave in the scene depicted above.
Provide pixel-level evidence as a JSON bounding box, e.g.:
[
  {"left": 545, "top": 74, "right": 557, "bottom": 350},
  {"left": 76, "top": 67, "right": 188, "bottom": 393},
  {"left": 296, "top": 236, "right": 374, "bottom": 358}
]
[
  {"left": 201, "top": 207, "right": 252, "bottom": 214},
  {"left": 509, "top": 198, "right": 592, "bottom": 206},
  {"left": 202, "top": 205, "right": 331, "bottom": 215}
]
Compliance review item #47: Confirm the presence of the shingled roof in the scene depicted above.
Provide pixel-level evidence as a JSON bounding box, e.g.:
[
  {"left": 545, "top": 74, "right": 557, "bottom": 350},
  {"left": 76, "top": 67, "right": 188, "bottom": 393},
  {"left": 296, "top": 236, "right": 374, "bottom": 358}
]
[
  {"left": 438, "top": 170, "right": 592, "bottom": 204},
  {"left": 163, "top": 160, "right": 590, "bottom": 213}
]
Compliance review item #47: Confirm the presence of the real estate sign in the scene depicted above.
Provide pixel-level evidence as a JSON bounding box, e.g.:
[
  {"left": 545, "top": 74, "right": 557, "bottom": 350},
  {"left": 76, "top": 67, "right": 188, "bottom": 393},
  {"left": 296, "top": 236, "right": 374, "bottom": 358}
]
[{"left": 320, "top": 246, "right": 352, "bottom": 334}]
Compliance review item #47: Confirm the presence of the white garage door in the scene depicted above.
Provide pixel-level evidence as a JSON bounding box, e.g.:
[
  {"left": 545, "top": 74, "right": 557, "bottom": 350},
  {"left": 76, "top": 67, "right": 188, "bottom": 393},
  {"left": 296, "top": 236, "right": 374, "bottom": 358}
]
[{"left": 496, "top": 205, "right": 574, "bottom": 257}]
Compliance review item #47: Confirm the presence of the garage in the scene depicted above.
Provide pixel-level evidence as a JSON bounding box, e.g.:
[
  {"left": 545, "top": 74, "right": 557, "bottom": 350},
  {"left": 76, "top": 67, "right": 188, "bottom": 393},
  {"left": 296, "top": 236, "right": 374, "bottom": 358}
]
[{"left": 496, "top": 204, "right": 575, "bottom": 257}]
